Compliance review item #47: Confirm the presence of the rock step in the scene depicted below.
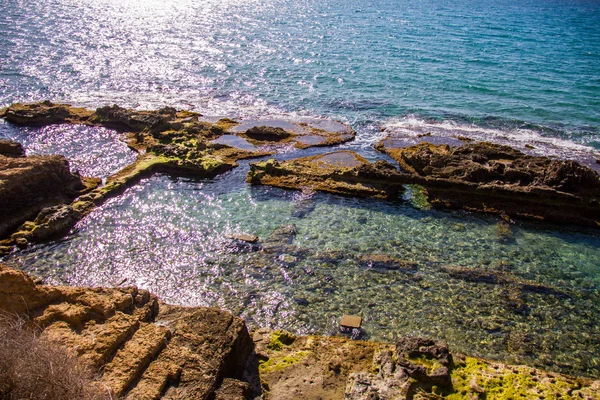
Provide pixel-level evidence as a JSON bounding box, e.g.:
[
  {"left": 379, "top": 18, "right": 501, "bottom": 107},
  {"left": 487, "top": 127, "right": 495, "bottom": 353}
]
[
  {"left": 41, "top": 311, "right": 141, "bottom": 369},
  {"left": 125, "top": 348, "right": 182, "bottom": 400},
  {"left": 101, "top": 322, "right": 171, "bottom": 398}
]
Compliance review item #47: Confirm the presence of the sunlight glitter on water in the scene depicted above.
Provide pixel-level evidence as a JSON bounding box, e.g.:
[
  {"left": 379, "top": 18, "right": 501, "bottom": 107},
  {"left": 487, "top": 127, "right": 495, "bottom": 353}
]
[
  {"left": 7, "top": 171, "right": 600, "bottom": 377},
  {"left": 0, "top": 121, "right": 136, "bottom": 178}
]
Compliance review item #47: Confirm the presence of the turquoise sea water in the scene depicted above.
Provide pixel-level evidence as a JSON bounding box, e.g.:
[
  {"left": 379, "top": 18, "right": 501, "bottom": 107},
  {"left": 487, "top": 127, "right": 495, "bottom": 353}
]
[
  {"left": 1, "top": 0, "right": 599, "bottom": 152},
  {"left": 2, "top": 0, "right": 600, "bottom": 378}
]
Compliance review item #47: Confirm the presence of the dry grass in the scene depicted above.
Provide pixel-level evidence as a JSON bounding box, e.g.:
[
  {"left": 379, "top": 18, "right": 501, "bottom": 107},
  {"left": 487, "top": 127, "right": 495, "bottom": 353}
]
[{"left": 0, "top": 313, "right": 110, "bottom": 400}]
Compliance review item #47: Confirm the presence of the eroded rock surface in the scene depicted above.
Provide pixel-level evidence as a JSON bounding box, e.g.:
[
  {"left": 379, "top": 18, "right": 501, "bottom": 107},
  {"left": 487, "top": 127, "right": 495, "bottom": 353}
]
[
  {"left": 2, "top": 264, "right": 599, "bottom": 399},
  {"left": 0, "top": 139, "right": 25, "bottom": 157},
  {"left": 0, "top": 153, "right": 99, "bottom": 239},
  {"left": 0, "top": 263, "right": 254, "bottom": 400},
  {"left": 376, "top": 140, "right": 600, "bottom": 227},
  {"left": 0, "top": 102, "right": 358, "bottom": 250},
  {"left": 254, "top": 328, "right": 600, "bottom": 400},
  {"left": 247, "top": 151, "right": 404, "bottom": 199}
]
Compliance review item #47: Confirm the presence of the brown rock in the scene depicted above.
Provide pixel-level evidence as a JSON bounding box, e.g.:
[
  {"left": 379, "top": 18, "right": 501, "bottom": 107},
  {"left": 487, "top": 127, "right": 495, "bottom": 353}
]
[
  {"left": 227, "top": 233, "right": 259, "bottom": 243},
  {"left": 357, "top": 254, "right": 418, "bottom": 272},
  {"left": 395, "top": 336, "right": 452, "bottom": 387},
  {"left": 1, "top": 100, "right": 92, "bottom": 126},
  {"left": 0, "top": 154, "right": 98, "bottom": 238},
  {"left": 0, "top": 264, "right": 255, "bottom": 399},
  {"left": 244, "top": 125, "right": 291, "bottom": 141},
  {"left": 213, "top": 378, "right": 252, "bottom": 400},
  {"left": 247, "top": 151, "right": 404, "bottom": 199},
  {"left": 94, "top": 104, "right": 176, "bottom": 133},
  {"left": 376, "top": 140, "right": 600, "bottom": 227},
  {"left": 0, "top": 139, "right": 25, "bottom": 157}
]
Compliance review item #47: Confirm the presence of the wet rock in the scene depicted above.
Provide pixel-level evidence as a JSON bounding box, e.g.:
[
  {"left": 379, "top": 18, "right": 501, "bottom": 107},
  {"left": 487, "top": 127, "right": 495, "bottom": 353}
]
[
  {"left": 293, "top": 297, "right": 309, "bottom": 307},
  {"left": 496, "top": 220, "right": 514, "bottom": 243},
  {"left": 247, "top": 151, "right": 404, "bottom": 199},
  {"left": 376, "top": 140, "right": 600, "bottom": 227},
  {"left": 95, "top": 104, "right": 174, "bottom": 133},
  {"left": 396, "top": 336, "right": 452, "bottom": 387},
  {"left": 0, "top": 101, "right": 93, "bottom": 126},
  {"left": 0, "top": 154, "right": 98, "bottom": 239},
  {"left": 442, "top": 265, "right": 568, "bottom": 299},
  {"left": 0, "top": 139, "right": 25, "bottom": 157},
  {"left": 29, "top": 204, "right": 81, "bottom": 240},
  {"left": 227, "top": 233, "right": 259, "bottom": 243},
  {"left": 244, "top": 125, "right": 291, "bottom": 141},
  {"left": 225, "top": 239, "right": 261, "bottom": 254},
  {"left": 265, "top": 224, "right": 297, "bottom": 246},
  {"left": 278, "top": 253, "right": 298, "bottom": 265}
]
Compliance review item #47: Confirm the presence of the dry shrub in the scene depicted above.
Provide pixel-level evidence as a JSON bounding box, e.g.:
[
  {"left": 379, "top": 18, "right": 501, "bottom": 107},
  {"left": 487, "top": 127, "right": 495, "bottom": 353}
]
[{"left": 0, "top": 313, "right": 109, "bottom": 400}]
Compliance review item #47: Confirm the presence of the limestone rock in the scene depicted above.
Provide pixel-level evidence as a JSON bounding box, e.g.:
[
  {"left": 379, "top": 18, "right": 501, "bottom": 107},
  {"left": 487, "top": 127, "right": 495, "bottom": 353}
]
[
  {"left": 356, "top": 254, "right": 417, "bottom": 272},
  {"left": 0, "top": 264, "right": 255, "bottom": 399},
  {"left": 95, "top": 104, "right": 176, "bottom": 133},
  {"left": 245, "top": 125, "right": 291, "bottom": 141},
  {"left": 247, "top": 151, "right": 404, "bottom": 199},
  {"left": 1, "top": 100, "right": 93, "bottom": 126},
  {"left": 376, "top": 140, "right": 600, "bottom": 227},
  {"left": 395, "top": 336, "right": 452, "bottom": 387},
  {"left": 0, "top": 153, "right": 98, "bottom": 239},
  {"left": 345, "top": 349, "right": 412, "bottom": 400}
]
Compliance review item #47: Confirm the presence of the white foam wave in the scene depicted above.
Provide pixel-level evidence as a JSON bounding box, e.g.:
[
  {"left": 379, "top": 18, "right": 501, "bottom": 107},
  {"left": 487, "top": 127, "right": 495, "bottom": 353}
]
[{"left": 382, "top": 115, "right": 599, "bottom": 165}]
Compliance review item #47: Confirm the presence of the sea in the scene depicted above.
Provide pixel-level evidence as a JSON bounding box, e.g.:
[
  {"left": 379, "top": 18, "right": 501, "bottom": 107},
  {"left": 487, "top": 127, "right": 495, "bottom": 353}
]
[{"left": 1, "top": 0, "right": 600, "bottom": 377}]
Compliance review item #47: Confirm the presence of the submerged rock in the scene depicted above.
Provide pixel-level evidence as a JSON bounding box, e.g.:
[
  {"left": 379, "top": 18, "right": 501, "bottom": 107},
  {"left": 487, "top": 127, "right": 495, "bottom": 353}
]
[
  {"left": 247, "top": 151, "right": 404, "bottom": 199},
  {"left": 356, "top": 254, "right": 417, "bottom": 272},
  {"left": 230, "top": 118, "right": 356, "bottom": 149},
  {"left": 376, "top": 140, "right": 600, "bottom": 227}
]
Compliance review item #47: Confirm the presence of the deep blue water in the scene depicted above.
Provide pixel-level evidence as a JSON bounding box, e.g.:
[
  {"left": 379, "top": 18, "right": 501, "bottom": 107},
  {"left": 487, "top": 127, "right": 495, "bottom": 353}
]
[{"left": 1, "top": 0, "right": 599, "bottom": 154}]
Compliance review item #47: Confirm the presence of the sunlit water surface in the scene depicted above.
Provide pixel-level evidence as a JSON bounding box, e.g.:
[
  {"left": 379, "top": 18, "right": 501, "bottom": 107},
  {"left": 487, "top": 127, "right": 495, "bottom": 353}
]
[
  {"left": 1, "top": 0, "right": 600, "bottom": 379},
  {"left": 7, "top": 165, "right": 600, "bottom": 378},
  {"left": 0, "top": 120, "right": 135, "bottom": 178}
]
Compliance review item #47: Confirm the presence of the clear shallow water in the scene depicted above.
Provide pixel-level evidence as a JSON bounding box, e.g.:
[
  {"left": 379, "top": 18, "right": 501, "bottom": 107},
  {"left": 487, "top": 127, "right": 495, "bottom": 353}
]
[
  {"left": 7, "top": 168, "right": 600, "bottom": 377},
  {"left": 2, "top": 0, "right": 600, "bottom": 379}
]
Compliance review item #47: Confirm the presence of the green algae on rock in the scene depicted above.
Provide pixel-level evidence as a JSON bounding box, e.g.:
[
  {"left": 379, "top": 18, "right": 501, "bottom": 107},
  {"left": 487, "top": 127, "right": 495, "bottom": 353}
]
[
  {"left": 247, "top": 150, "right": 404, "bottom": 199},
  {"left": 0, "top": 150, "right": 99, "bottom": 240},
  {"left": 0, "top": 101, "right": 358, "bottom": 252}
]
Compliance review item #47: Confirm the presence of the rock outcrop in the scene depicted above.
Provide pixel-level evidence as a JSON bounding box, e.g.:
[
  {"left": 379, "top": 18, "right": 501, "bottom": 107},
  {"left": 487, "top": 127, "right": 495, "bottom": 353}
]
[
  {"left": 0, "top": 153, "right": 99, "bottom": 239},
  {"left": 0, "top": 102, "right": 358, "bottom": 250},
  {"left": 2, "top": 264, "right": 599, "bottom": 399},
  {"left": 247, "top": 151, "right": 404, "bottom": 199},
  {"left": 0, "top": 138, "right": 25, "bottom": 157},
  {"left": 376, "top": 140, "right": 600, "bottom": 227},
  {"left": 0, "top": 263, "right": 254, "bottom": 400},
  {"left": 0, "top": 101, "right": 354, "bottom": 151},
  {"left": 255, "top": 327, "right": 600, "bottom": 399}
]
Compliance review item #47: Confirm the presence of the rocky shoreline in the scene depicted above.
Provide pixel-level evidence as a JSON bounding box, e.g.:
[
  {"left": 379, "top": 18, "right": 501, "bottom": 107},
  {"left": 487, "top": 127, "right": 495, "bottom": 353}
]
[
  {"left": 1, "top": 101, "right": 599, "bottom": 254},
  {"left": 1, "top": 101, "right": 600, "bottom": 397},
  {"left": 1, "top": 263, "right": 598, "bottom": 399}
]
